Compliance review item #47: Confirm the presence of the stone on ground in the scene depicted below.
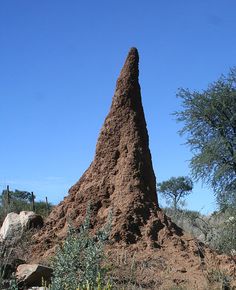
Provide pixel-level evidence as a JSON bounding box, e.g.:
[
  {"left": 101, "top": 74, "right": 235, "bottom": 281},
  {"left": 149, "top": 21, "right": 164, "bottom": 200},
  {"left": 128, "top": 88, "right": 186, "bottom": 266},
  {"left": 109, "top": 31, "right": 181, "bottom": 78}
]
[
  {"left": 16, "top": 264, "right": 52, "bottom": 288},
  {"left": 0, "top": 211, "right": 43, "bottom": 242}
]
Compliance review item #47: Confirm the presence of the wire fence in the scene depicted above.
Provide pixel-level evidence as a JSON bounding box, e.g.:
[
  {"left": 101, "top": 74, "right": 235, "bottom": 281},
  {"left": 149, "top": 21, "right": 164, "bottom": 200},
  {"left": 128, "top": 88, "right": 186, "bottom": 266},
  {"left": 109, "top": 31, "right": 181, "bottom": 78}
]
[{"left": 0, "top": 185, "right": 50, "bottom": 216}]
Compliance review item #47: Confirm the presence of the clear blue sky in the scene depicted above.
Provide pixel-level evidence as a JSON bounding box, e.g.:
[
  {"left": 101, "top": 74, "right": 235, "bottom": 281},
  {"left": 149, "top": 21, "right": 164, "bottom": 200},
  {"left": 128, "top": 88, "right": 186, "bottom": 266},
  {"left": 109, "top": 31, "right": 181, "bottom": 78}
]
[{"left": 0, "top": 1, "right": 235, "bottom": 214}]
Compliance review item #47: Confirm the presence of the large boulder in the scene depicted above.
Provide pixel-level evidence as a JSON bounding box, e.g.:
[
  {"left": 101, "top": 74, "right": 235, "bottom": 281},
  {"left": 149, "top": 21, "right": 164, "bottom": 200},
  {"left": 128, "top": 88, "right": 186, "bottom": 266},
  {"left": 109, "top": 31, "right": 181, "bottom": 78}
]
[
  {"left": 16, "top": 264, "right": 52, "bottom": 288},
  {"left": 0, "top": 211, "right": 43, "bottom": 242}
]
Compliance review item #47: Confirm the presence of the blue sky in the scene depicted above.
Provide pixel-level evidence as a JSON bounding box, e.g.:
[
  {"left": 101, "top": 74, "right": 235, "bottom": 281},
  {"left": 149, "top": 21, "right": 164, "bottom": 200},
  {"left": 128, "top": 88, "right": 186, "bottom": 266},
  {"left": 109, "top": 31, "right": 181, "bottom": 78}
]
[{"left": 0, "top": 1, "right": 235, "bottom": 214}]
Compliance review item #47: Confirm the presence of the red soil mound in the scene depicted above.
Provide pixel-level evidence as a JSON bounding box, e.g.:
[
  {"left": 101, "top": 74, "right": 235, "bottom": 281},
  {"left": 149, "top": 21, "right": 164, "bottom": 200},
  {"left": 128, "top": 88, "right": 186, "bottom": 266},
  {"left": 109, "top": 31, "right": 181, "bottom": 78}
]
[{"left": 31, "top": 48, "right": 236, "bottom": 289}]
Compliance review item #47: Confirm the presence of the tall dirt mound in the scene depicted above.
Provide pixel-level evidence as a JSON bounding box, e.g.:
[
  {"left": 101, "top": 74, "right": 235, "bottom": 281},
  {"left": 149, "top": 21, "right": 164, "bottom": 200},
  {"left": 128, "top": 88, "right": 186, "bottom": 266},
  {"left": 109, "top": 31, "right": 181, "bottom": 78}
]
[
  {"left": 31, "top": 48, "right": 236, "bottom": 289},
  {"left": 33, "top": 47, "right": 181, "bottom": 249}
]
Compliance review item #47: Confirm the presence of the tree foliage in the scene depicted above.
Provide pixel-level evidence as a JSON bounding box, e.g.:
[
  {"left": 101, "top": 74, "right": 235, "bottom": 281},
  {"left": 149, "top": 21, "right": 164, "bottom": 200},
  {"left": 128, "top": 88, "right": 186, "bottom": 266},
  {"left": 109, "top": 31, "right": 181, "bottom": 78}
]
[
  {"left": 175, "top": 67, "right": 236, "bottom": 202},
  {"left": 157, "top": 176, "right": 193, "bottom": 211}
]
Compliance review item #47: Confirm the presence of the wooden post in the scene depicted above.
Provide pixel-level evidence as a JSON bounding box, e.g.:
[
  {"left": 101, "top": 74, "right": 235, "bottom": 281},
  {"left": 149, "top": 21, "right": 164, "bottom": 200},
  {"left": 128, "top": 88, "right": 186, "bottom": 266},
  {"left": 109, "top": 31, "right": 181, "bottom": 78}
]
[
  {"left": 45, "top": 196, "right": 49, "bottom": 216},
  {"left": 6, "top": 185, "right": 10, "bottom": 214},
  {"left": 31, "top": 192, "right": 35, "bottom": 212}
]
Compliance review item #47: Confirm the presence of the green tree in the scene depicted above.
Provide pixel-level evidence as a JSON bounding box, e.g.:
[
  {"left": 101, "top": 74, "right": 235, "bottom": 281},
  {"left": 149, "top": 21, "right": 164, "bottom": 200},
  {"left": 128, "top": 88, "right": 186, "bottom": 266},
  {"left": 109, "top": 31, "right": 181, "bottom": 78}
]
[
  {"left": 157, "top": 176, "right": 193, "bottom": 211},
  {"left": 174, "top": 67, "right": 236, "bottom": 204}
]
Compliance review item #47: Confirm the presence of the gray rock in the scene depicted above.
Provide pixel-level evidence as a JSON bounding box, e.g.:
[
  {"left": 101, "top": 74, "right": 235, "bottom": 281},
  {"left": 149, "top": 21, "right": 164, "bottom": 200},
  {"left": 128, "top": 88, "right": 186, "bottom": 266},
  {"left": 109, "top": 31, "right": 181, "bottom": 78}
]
[
  {"left": 16, "top": 264, "right": 53, "bottom": 288},
  {"left": 0, "top": 211, "right": 43, "bottom": 242}
]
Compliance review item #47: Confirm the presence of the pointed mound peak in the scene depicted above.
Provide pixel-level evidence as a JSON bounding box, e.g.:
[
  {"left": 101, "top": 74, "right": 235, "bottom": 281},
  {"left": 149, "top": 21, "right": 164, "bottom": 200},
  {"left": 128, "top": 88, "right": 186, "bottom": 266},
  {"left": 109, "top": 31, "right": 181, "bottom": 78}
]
[
  {"left": 128, "top": 46, "right": 139, "bottom": 56},
  {"left": 118, "top": 47, "right": 139, "bottom": 80},
  {"left": 115, "top": 47, "right": 139, "bottom": 101},
  {"left": 124, "top": 47, "right": 139, "bottom": 63},
  {"left": 92, "top": 47, "right": 158, "bottom": 209}
]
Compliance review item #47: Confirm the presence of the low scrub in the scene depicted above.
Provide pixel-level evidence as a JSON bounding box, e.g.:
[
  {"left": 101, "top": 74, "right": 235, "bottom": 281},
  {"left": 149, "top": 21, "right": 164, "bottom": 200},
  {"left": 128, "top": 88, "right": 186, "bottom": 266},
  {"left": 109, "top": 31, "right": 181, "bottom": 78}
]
[
  {"left": 49, "top": 205, "right": 112, "bottom": 290},
  {"left": 164, "top": 207, "right": 236, "bottom": 256}
]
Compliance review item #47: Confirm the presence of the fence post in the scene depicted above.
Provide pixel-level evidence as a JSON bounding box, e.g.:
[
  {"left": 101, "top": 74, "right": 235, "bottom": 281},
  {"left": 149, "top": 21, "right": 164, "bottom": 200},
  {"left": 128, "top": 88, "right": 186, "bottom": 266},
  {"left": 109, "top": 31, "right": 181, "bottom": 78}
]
[
  {"left": 31, "top": 192, "right": 35, "bottom": 212},
  {"left": 46, "top": 196, "right": 49, "bottom": 216},
  {"left": 6, "top": 185, "right": 10, "bottom": 214}
]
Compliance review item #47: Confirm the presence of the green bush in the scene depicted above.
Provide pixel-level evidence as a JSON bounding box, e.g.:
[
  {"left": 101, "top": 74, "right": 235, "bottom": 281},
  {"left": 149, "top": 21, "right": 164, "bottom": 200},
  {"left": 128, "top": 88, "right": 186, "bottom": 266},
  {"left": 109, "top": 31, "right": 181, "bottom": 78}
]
[
  {"left": 0, "top": 240, "right": 18, "bottom": 290},
  {"left": 163, "top": 206, "right": 236, "bottom": 256},
  {"left": 50, "top": 205, "right": 112, "bottom": 290},
  {"left": 213, "top": 207, "right": 236, "bottom": 255}
]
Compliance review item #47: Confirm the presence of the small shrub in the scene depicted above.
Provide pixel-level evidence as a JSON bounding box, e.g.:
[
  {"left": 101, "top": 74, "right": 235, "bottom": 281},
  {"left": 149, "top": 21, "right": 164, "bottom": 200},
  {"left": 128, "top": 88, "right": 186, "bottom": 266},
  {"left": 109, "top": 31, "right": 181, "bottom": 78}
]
[
  {"left": 8, "top": 277, "right": 18, "bottom": 290},
  {"left": 213, "top": 209, "right": 236, "bottom": 255},
  {"left": 50, "top": 205, "right": 112, "bottom": 290},
  {"left": 206, "top": 268, "right": 231, "bottom": 289},
  {"left": 0, "top": 241, "right": 10, "bottom": 288},
  {"left": 0, "top": 240, "right": 19, "bottom": 290},
  {"left": 164, "top": 206, "right": 236, "bottom": 255}
]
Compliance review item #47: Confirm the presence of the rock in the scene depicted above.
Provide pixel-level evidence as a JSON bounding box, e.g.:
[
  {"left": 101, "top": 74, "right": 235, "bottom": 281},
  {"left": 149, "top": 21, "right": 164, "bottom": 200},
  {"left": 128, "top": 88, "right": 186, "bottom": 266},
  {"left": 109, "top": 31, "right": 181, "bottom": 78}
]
[
  {"left": 16, "top": 264, "right": 52, "bottom": 288},
  {"left": 28, "top": 214, "right": 44, "bottom": 229},
  {"left": 0, "top": 211, "right": 43, "bottom": 242}
]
